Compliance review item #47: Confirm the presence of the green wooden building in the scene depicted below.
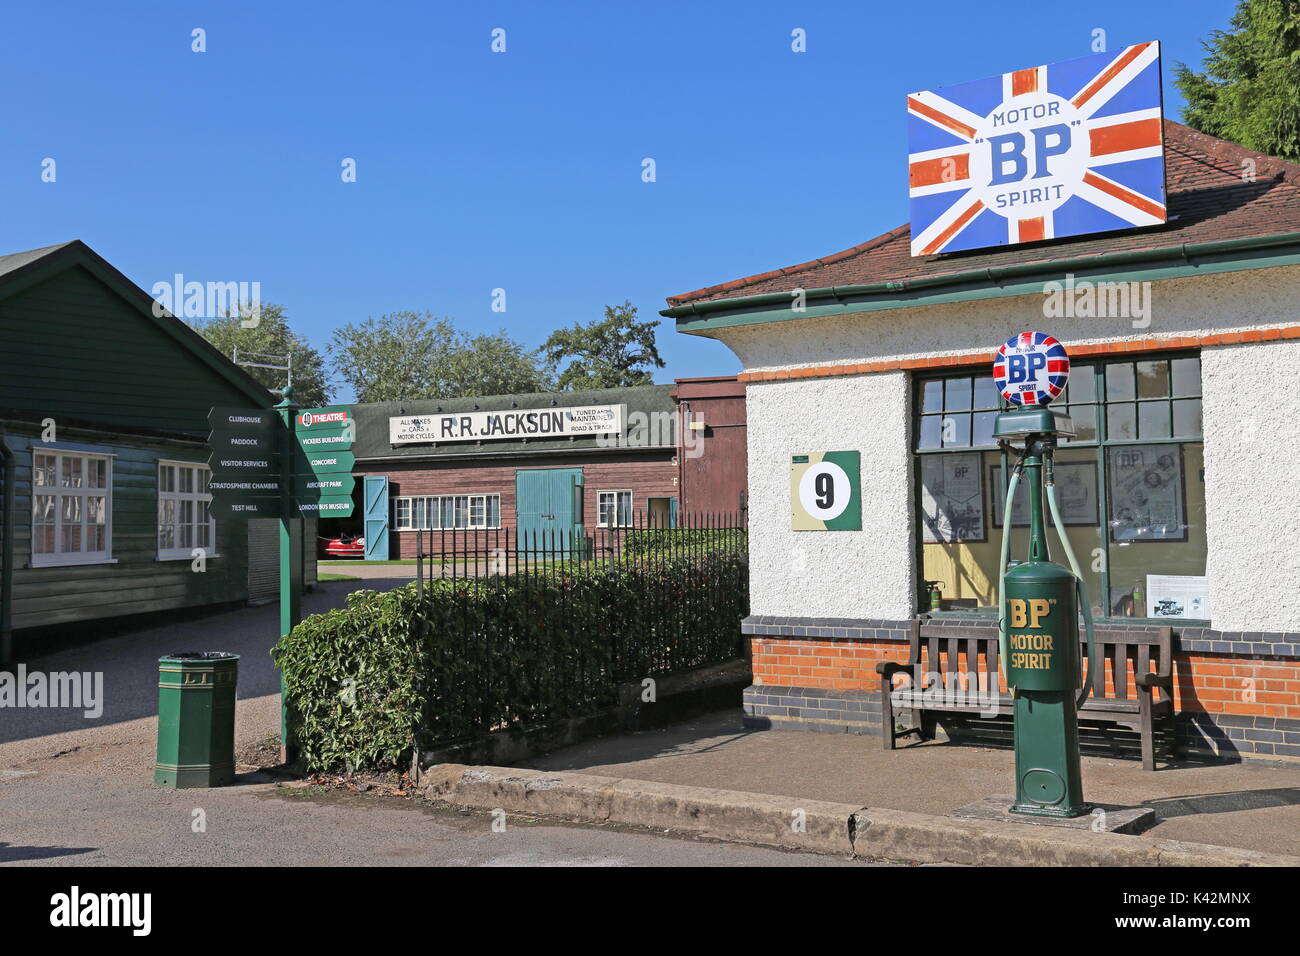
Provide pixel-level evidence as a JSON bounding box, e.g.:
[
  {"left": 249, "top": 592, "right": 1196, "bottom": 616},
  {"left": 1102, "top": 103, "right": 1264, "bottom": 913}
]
[{"left": 0, "top": 240, "right": 308, "bottom": 663}]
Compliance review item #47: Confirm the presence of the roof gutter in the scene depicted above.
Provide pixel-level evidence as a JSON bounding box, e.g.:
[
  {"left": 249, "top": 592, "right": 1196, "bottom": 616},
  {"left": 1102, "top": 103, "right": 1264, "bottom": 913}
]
[{"left": 661, "top": 230, "right": 1300, "bottom": 326}]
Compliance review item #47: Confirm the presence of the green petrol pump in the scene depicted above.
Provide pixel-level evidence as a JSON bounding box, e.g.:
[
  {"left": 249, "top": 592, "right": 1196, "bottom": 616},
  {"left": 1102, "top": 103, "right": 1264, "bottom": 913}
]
[{"left": 992, "top": 332, "right": 1098, "bottom": 818}]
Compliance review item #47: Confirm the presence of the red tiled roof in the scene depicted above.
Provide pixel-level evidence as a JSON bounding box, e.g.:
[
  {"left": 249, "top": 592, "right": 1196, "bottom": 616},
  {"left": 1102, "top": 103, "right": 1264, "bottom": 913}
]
[{"left": 666, "top": 121, "right": 1300, "bottom": 308}]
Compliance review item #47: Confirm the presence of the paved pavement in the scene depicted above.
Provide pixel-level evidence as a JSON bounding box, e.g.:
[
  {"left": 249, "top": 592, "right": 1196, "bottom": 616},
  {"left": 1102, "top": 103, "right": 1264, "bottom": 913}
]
[{"left": 522, "top": 710, "right": 1300, "bottom": 856}]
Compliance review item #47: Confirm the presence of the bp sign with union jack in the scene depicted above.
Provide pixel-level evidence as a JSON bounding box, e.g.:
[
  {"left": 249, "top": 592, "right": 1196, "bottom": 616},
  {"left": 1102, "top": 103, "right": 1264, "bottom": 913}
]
[
  {"left": 908, "top": 41, "right": 1166, "bottom": 256},
  {"left": 994, "top": 332, "right": 1070, "bottom": 406}
]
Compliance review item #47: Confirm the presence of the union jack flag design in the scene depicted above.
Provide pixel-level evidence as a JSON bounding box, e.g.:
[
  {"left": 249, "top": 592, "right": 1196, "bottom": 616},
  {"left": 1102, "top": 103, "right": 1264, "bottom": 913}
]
[
  {"left": 993, "top": 331, "right": 1070, "bottom": 406},
  {"left": 908, "top": 42, "right": 1166, "bottom": 257}
]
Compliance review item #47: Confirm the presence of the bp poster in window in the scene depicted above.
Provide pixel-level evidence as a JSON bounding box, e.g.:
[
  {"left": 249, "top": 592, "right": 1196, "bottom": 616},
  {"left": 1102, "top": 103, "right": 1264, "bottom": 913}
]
[
  {"left": 1108, "top": 444, "right": 1186, "bottom": 541},
  {"left": 920, "top": 452, "right": 985, "bottom": 543},
  {"left": 790, "top": 451, "right": 861, "bottom": 531}
]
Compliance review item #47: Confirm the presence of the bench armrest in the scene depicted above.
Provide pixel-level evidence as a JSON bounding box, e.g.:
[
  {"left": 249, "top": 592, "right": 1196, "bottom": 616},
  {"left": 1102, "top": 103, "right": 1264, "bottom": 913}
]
[
  {"left": 1135, "top": 672, "right": 1171, "bottom": 690},
  {"left": 876, "top": 661, "right": 910, "bottom": 678}
]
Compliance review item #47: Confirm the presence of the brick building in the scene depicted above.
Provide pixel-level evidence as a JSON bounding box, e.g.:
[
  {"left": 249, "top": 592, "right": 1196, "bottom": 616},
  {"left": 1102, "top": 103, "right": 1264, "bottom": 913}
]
[
  {"left": 346, "top": 380, "right": 747, "bottom": 559},
  {"left": 661, "top": 121, "right": 1300, "bottom": 763}
]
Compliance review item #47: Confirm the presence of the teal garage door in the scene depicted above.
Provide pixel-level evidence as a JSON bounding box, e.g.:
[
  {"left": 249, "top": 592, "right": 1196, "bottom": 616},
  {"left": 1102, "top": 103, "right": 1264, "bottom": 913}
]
[
  {"left": 515, "top": 468, "right": 583, "bottom": 555},
  {"left": 363, "top": 475, "right": 389, "bottom": 560}
]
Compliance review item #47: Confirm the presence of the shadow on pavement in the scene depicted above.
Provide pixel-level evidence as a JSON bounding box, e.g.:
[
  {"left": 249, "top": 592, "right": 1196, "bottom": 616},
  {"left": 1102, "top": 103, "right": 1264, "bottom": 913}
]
[
  {"left": 0, "top": 578, "right": 412, "bottom": 746},
  {"left": 0, "top": 842, "right": 97, "bottom": 863},
  {"left": 1143, "top": 787, "right": 1300, "bottom": 818}
]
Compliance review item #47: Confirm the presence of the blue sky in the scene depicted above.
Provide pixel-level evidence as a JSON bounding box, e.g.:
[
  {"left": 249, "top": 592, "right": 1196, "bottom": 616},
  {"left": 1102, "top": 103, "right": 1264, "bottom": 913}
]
[{"left": 2, "top": 1, "right": 1237, "bottom": 400}]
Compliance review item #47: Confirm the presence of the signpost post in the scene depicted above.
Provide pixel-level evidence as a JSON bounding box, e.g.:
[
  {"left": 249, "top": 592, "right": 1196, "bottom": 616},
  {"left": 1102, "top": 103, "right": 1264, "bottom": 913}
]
[{"left": 207, "top": 389, "right": 357, "bottom": 765}]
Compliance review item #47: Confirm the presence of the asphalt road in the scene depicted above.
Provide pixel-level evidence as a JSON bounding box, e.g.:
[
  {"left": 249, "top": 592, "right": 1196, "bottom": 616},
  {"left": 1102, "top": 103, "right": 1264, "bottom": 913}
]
[{"left": 1, "top": 582, "right": 887, "bottom": 866}]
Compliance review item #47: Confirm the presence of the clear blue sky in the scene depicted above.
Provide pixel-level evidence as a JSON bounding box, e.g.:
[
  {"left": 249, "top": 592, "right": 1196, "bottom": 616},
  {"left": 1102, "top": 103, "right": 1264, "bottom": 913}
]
[{"left": 2, "top": 0, "right": 1236, "bottom": 400}]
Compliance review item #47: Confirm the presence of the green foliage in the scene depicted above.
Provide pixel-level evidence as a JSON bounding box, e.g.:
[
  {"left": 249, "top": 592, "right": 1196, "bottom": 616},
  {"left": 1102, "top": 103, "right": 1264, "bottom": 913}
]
[
  {"left": 1175, "top": 0, "right": 1300, "bottom": 162},
  {"left": 273, "top": 549, "right": 748, "bottom": 772},
  {"left": 194, "top": 303, "right": 332, "bottom": 407},
  {"left": 542, "top": 301, "right": 666, "bottom": 390},
  {"left": 328, "top": 312, "right": 551, "bottom": 403},
  {"left": 622, "top": 527, "right": 745, "bottom": 557}
]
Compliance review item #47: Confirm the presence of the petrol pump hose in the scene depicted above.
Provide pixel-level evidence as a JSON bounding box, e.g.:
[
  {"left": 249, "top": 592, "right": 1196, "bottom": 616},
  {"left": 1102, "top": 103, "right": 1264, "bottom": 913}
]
[
  {"left": 1043, "top": 454, "right": 1099, "bottom": 709},
  {"left": 996, "top": 462, "right": 1022, "bottom": 685}
]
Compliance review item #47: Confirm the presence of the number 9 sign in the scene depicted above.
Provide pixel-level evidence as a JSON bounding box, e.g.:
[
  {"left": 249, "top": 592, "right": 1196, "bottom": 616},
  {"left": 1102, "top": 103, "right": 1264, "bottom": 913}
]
[{"left": 790, "top": 451, "right": 862, "bottom": 531}]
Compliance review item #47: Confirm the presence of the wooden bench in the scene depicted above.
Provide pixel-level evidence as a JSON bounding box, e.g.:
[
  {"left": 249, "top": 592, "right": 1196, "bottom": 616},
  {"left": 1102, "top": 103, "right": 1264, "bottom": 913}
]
[{"left": 876, "top": 618, "right": 1176, "bottom": 770}]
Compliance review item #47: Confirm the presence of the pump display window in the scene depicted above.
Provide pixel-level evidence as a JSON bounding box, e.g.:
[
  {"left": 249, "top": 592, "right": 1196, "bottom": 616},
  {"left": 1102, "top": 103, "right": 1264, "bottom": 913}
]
[{"left": 914, "top": 354, "right": 1208, "bottom": 622}]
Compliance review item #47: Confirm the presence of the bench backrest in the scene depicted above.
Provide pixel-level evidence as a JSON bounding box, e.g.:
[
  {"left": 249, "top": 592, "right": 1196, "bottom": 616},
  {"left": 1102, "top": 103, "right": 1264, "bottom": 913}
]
[{"left": 910, "top": 619, "right": 1174, "bottom": 702}]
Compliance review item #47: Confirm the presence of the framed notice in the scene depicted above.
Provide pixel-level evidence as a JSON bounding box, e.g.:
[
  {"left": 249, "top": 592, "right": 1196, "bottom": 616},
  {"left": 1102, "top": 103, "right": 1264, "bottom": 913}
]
[
  {"left": 919, "top": 452, "right": 984, "bottom": 543},
  {"left": 791, "top": 451, "right": 861, "bottom": 531},
  {"left": 990, "top": 461, "right": 1099, "bottom": 527},
  {"left": 1107, "top": 445, "right": 1186, "bottom": 542},
  {"left": 1146, "top": 575, "right": 1211, "bottom": 620}
]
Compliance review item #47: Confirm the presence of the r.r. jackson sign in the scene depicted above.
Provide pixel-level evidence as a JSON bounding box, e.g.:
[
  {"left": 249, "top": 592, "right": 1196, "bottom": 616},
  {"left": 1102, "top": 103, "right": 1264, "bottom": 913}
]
[{"left": 389, "top": 404, "right": 626, "bottom": 445}]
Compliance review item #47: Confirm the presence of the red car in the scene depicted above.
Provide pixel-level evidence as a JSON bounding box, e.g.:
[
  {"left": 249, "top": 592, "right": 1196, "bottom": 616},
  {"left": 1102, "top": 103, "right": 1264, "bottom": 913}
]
[{"left": 318, "top": 534, "right": 365, "bottom": 559}]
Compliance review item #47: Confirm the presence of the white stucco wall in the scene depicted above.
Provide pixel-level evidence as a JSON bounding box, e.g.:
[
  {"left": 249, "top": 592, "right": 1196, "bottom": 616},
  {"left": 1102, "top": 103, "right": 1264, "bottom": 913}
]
[
  {"left": 746, "top": 372, "right": 914, "bottom": 620},
  {"left": 1202, "top": 341, "right": 1300, "bottom": 632},
  {"left": 710, "top": 263, "right": 1300, "bottom": 626},
  {"left": 720, "top": 265, "right": 1300, "bottom": 374}
]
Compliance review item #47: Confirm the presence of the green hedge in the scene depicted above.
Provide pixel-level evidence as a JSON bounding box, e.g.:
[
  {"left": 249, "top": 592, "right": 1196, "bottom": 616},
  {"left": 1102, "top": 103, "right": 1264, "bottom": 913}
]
[
  {"left": 622, "top": 527, "right": 745, "bottom": 557},
  {"left": 272, "top": 549, "right": 747, "bottom": 772}
]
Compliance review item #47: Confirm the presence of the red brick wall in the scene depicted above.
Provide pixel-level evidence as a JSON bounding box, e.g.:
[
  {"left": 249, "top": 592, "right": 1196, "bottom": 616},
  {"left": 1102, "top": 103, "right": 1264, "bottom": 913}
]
[
  {"left": 751, "top": 637, "right": 1300, "bottom": 721},
  {"left": 355, "top": 452, "right": 678, "bottom": 558}
]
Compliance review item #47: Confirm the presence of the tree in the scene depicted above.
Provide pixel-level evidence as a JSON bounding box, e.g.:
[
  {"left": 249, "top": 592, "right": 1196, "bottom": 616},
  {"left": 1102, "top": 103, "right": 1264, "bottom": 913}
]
[
  {"left": 1175, "top": 0, "right": 1300, "bottom": 162},
  {"left": 195, "top": 303, "right": 332, "bottom": 407},
  {"left": 542, "top": 301, "right": 666, "bottom": 390},
  {"left": 329, "top": 312, "right": 550, "bottom": 403}
]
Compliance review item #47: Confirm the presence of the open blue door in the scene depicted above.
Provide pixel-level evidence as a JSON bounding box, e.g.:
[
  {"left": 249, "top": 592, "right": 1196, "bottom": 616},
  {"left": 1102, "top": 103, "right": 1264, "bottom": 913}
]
[{"left": 363, "top": 475, "right": 389, "bottom": 560}]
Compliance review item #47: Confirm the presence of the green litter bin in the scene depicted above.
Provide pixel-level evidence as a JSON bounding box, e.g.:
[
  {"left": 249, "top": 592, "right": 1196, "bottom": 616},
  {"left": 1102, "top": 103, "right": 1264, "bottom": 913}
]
[{"left": 154, "top": 652, "right": 240, "bottom": 788}]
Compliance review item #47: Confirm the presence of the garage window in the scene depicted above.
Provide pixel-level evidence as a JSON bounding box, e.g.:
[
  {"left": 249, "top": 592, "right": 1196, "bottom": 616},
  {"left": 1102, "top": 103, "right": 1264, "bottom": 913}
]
[
  {"left": 159, "top": 461, "right": 217, "bottom": 560},
  {"left": 31, "top": 450, "right": 112, "bottom": 567},
  {"left": 393, "top": 494, "right": 501, "bottom": 530},
  {"left": 914, "top": 354, "right": 1208, "bottom": 622},
  {"left": 597, "top": 490, "right": 633, "bottom": 527}
]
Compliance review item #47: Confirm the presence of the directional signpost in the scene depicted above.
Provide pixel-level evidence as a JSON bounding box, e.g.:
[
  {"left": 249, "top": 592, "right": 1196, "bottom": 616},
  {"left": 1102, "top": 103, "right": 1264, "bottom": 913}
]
[{"left": 207, "top": 390, "right": 357, "bottom": 762}]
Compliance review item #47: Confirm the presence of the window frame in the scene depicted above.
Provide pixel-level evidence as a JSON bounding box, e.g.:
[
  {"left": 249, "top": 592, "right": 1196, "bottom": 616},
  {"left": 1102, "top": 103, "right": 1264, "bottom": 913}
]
[
  {"left": 30, "top": 448, "right": 115, "bottom": 568},
  {"left": 597, "top": 489, "right": 633, "bottom": 528},
  {"left": 157, "top": 459, "right": 218, "bottom": 561},
  {"left": 391, "top": 494, "right": 502, "bottom": 530},
  {"left": 912, "top": 351, "right": 1207, "bottom": 625}
]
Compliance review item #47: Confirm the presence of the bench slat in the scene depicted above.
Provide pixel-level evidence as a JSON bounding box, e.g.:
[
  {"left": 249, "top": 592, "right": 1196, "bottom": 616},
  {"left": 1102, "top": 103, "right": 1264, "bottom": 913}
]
[{"left": 1113, "top": 641, "right": 1128, "bottom": 699}]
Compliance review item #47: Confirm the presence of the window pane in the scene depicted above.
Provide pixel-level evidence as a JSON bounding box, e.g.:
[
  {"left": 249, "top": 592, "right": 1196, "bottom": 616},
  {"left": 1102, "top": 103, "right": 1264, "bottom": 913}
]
[
  {"left": 1171, "top": 357, "right": 1201, "bottom": 397},
  {"left": 1135, "top": 360, "right": 1169, "bottom": 399},
  {"left": 1066, "top": 366, "right": 1097, "bottom": 404},
  {"left": 180, "top": 467, "right": 194, "bottom": 494},
  {"left": 455, "top": 496, "right": 468, "bottom": 528},
  {"left": 470, "top": 497, "right": 485, "bottom": 527},
  {"left": 1107, "top": 403, "right": 1136, "bottom": 441},
  {"left": 941, "top": 414, "right": 971, "bottom": 447},
  {"left": 180, "top": 522, "right": 193, "bottom": 548},
  {"left": 197, "top": 523, "right": 210, "bottom": 548},
  {"left": 34, "top": 525, "right": 54, "bottom": 554},
  {"left": 920, "top": 380, "right": 944, "bottom": 414},
  {"left": 63, "top": 457, "right": 83, "bottom": 488},
  {"left": 1172, "top": 399, "right": 1202, "bottom": 438},
  {"left": 160, "top": 465, "right": 174, "bottom": 493},
  {"left": 972, "top": 411, "right": 997, "bottom": 447},
  {"left": 1106, "top": 363, "right": 1135, "bottom": 401},
  {"left": 412, "top": 498, "right": 424, "bottom": 530},
  {"left": 442, "top": 498, "right": 454, "bottom": 527},
  {"left": 62, "top": 523, "right": 82, "bottom": 553},
  {"left": 1068, "top": 405, "right": 1097, "bottom": 442},
  {"left": 487, "top": 496, "right": 500, "bottom": 528},
  {"left": 35, "top": 454, "right": 55, "bottom": 486},
  {"left": 33, "top": 494, "right": 54, "bottom": 523},
  {"left": 88, "top": 459, "right": 107, "bottom": 489},
  {"left": 944, "top": 377, "right": 972, "bottom": 411},
  {"left": 1138, "top": 402, "right": 1171, "bottom": 439},
  {"left": 917, "top": 415, "right": 942, "bottom": 450},
  {"left": 617, "top": 492, "right": 632, "bottom": 526},
  {"left": 972, "top": 377, "right": 1001, "bottom": 410},
  {"left": 62, "top": 496, "right": 81, "bottom": 524}
]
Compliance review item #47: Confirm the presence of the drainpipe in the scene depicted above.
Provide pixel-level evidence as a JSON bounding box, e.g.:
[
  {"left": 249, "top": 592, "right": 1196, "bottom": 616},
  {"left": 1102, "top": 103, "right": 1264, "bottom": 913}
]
[{"left": 0, "top": 434, "right": 14, "bottom": 668}]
